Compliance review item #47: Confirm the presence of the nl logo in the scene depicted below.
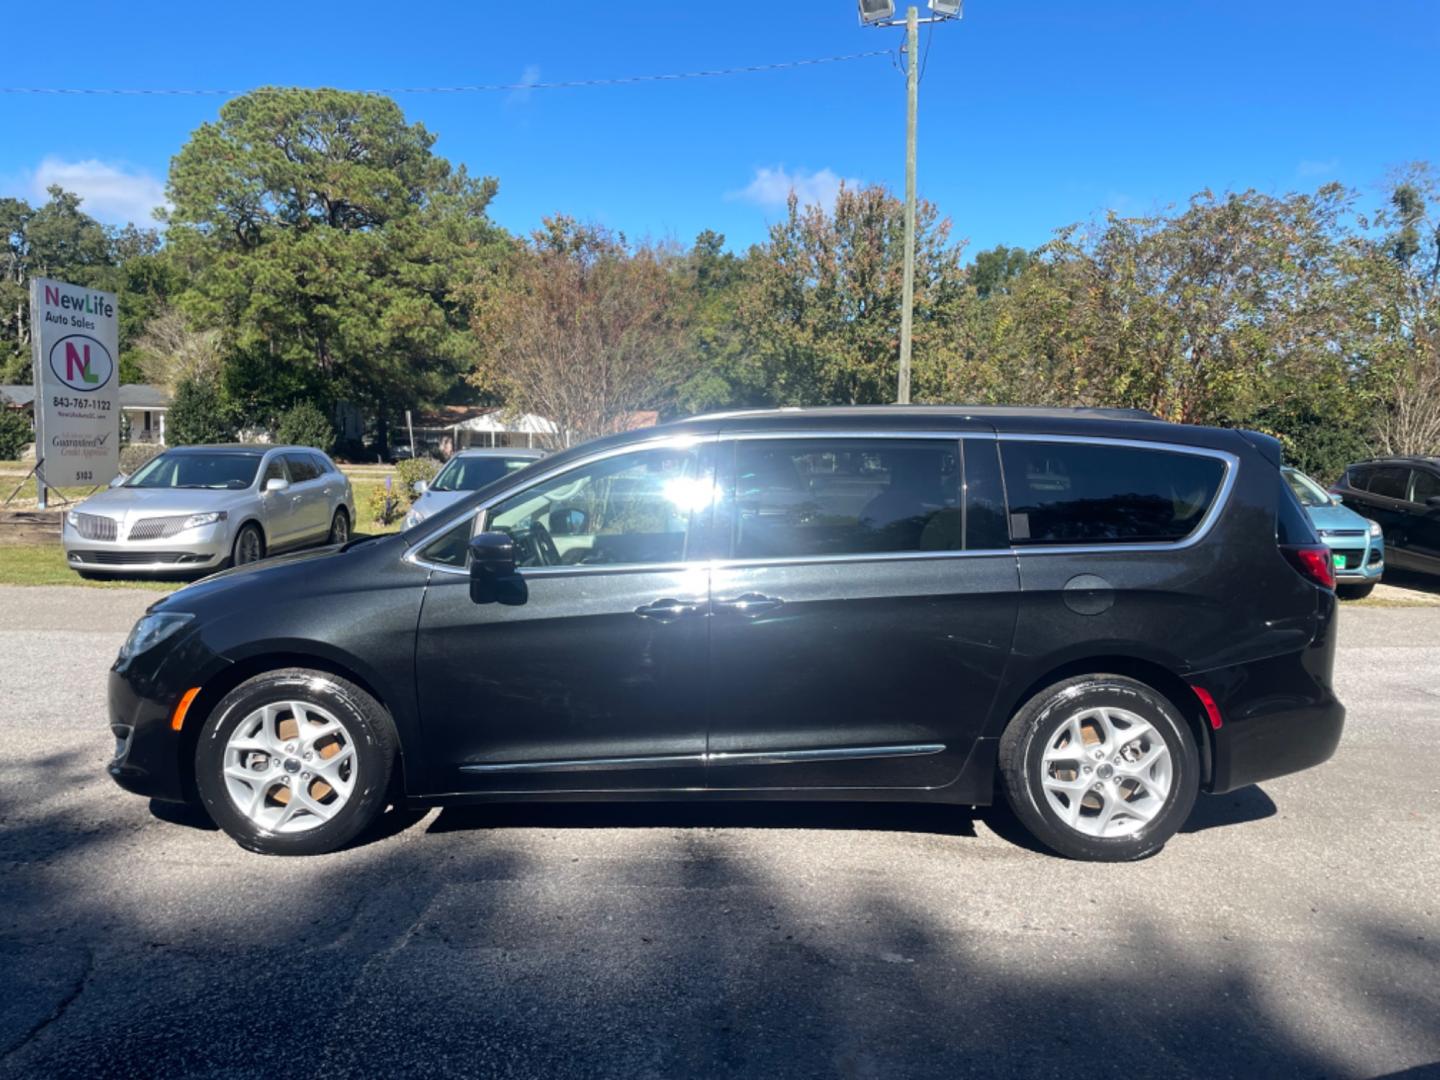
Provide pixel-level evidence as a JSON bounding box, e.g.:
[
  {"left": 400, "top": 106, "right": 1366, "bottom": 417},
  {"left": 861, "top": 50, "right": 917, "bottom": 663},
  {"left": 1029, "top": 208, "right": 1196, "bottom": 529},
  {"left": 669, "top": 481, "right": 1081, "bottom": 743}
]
[{"left": 48, "top": 334, "right": 115, "bottom": 393}]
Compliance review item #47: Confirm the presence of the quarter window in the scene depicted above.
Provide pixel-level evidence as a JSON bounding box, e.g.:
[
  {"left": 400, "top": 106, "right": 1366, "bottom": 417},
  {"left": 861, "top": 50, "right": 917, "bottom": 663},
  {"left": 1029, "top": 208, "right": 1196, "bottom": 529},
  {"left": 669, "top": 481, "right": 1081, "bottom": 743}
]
[
  {"left": 728, "top": 439, "right": 962, "bottom": 559},
  {"left": 486, "top": 446, "right": 706, "bottom": 568},
  {"left": 1000, "top": 441, "right": 1226, "bottom": 546}
]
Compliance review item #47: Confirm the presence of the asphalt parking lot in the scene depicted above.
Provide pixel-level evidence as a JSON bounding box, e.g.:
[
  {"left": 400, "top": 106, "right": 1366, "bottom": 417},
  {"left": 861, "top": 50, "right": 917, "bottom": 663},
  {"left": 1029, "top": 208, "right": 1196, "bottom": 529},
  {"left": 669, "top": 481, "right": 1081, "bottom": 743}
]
[{"left": 1, "top": 586, "right": 1437, "bottom": 1080}]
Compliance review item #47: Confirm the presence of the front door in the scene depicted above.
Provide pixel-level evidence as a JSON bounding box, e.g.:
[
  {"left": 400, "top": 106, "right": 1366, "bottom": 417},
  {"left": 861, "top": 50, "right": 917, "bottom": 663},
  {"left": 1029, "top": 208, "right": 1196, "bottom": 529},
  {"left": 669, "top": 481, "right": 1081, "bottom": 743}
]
[
  {"left": 1405, "top": 468, "right": 1440, "bottom": 568},
  {"left": 414, "top": 439, "right": 717, "bottom": 793},
  {"left": 703, "top": 435, "right": 1019, "bottom": 791},
  {"left": 282, "top": 452, "right": 329, "bottom": 541}
]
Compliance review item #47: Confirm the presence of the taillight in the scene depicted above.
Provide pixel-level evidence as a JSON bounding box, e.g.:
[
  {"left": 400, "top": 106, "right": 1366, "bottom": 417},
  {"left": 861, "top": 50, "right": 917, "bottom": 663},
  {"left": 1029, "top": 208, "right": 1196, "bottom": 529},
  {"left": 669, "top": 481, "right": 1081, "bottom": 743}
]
[{"left": 1281, "top": 544, "right": 1336, "bottom": 590}]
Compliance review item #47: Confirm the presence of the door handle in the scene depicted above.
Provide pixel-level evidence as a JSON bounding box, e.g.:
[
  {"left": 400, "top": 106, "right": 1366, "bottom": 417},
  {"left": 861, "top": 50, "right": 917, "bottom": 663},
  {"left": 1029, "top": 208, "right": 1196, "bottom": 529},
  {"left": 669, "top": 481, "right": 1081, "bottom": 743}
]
[
  {"left": 714, "top": 593, "right": 784, "bottom": 615},
  {"left": 634, "top": 598, "right": 701, "bottom": 620}
]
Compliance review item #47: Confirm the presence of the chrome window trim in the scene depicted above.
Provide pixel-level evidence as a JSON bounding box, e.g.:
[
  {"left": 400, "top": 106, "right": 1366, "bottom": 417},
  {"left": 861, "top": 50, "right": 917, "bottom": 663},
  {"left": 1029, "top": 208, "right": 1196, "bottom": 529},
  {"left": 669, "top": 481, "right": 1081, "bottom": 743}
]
[
  {"left": 459, "top": 742, "right": 946, "bottom": 774},
  {"left": 405, "top": 428, "right": 1240, "bottom": 573}
]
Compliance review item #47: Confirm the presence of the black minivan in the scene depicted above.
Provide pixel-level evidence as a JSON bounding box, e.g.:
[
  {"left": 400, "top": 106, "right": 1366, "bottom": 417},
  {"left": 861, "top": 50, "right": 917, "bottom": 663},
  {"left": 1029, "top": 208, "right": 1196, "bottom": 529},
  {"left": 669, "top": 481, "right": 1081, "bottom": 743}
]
[{"left": 108, "top": 407, "right": 1345, "bottom": 861}]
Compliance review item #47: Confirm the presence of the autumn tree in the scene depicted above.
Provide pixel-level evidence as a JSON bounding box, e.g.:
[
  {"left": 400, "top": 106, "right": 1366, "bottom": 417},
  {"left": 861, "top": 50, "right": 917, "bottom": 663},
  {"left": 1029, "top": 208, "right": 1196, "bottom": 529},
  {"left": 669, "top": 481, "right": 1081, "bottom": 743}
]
[{"left": 467, "top": 217, "right": 685, "bottom": 445}]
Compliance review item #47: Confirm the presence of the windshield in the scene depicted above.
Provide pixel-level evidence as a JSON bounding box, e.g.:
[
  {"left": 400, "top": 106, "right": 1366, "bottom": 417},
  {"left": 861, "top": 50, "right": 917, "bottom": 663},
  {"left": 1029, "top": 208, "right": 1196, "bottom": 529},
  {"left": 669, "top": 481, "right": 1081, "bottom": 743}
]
[
  {"left": 431, "top": 455, "right": 536, "bottom": 492},
  {"left": 126, "top": 452, "right": 262, "bottom": 490},
  {"left": 1284, "top": 467, "right": 1332, "bottom": 509}
]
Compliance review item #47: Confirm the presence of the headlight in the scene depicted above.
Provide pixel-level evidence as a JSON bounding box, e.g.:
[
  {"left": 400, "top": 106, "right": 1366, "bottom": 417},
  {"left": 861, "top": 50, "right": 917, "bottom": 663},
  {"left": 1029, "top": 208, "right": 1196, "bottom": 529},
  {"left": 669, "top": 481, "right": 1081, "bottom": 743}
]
[
  {"left": 66, "top": 510, "right": 80, "bottom": 527},
  {"left": 1368, "top": 519, "right": 1382, "bottom": 539},
  {"left": 118, "top": 612, "right": 194, "bottom": 663},
  {"left": 404, "top": 508, "right": 425, "bottom": 528},
  {"left": 182, "top": 511, "right": 227, "bottom": 530}
]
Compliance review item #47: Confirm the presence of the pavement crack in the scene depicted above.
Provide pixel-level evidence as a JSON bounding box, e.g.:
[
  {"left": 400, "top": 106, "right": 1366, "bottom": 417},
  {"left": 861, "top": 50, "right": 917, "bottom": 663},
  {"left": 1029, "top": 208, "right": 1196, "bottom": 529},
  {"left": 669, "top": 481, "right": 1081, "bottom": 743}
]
[{"left": 0, "top": 943, "right": 94, "bottom": 1062}]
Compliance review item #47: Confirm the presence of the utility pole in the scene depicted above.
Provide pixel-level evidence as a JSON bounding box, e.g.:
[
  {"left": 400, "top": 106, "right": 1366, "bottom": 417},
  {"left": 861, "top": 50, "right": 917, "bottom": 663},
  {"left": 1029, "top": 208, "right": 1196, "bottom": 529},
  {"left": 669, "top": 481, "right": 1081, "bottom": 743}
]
[
  {"left": 858, "top": 1, "right": 961, "bottom": 405},
  {"left": 898, "top": 4, "right": 919, "bottom": 404}
]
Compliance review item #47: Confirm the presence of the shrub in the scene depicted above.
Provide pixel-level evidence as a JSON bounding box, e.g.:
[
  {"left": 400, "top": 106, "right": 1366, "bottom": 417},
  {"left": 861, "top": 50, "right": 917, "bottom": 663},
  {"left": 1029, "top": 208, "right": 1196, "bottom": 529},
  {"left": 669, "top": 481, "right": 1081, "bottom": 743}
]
[
  {"left": 394, "top": 457, "right": 441, "bottom": 509},
  {"left": 119, "top": 443, "right": 161, "bottom": 476},
  {"left": 361, "top": 478, "right": 403, "bottom": 526},
  {"left": 0, "top": 408, "right": 33, "bottom": 460},
  {"left": 168, "top": 376, "right": 238, "bottom": 445},
  {"left": 275, "top": 401, "right": 336, "bottom": 452}
]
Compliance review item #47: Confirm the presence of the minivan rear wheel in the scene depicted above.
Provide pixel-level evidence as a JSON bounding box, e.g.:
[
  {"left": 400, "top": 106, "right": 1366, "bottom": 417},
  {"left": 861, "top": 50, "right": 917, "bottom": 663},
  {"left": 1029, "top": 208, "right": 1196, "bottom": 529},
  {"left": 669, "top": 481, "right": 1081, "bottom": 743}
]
[
  {"left": 195, "top": 668, "right": 396, "bottom": 856},
  {"left": 999, "top": 675, "right": 1199, "bottom": 861}
]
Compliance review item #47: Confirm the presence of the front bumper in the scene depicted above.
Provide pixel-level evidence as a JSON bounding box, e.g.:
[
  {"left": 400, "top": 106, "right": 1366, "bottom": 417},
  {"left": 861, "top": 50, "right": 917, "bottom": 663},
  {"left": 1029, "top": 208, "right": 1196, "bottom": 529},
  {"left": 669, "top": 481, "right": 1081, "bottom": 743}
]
[
  {"left": 63, "top": 520, "right": 229, "bottom": 576},
  {"left": 108, "top": 631, "right": 230, "bottom": 803},
  {"left": 1319, "top": 530, "right": 1384, "bottom": 584}
]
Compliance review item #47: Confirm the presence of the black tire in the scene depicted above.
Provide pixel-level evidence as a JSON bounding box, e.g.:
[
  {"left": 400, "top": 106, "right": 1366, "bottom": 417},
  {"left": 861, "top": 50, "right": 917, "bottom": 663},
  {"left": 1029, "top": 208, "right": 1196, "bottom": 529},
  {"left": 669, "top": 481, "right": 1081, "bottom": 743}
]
[
  {"left": 327, "top": 508, "right": 350, "bottom": 545},
  {"left": 1337, "top": 582, "right": 1375, "bottom": 600},
  {"left": 194, "top": 668, "right": 396, "bottom": 856},
  {"left": 231, "top": 522, "right": 265, "bottom": 567},
  {"left": 998, "top": 675, "right": 1200, "bottom": 862}
]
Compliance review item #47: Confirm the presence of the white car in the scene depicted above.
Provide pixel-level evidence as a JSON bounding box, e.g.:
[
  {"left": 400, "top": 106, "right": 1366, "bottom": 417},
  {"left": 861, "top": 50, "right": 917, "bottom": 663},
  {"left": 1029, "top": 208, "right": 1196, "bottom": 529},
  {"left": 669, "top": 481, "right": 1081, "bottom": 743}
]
[
  {"left": 403, "top": 448, "right": 545, "bottom": 529},
  {"left": 63, "top": 444, "right": 355, "bottom": 577}
]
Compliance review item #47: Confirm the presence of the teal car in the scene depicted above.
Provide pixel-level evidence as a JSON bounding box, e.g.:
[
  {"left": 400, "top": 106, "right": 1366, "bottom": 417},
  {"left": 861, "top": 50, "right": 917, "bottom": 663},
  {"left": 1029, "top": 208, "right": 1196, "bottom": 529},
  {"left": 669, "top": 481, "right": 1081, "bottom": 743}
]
[{"left": 1284, "top": 466, "right": 1385, "bottom": 598}]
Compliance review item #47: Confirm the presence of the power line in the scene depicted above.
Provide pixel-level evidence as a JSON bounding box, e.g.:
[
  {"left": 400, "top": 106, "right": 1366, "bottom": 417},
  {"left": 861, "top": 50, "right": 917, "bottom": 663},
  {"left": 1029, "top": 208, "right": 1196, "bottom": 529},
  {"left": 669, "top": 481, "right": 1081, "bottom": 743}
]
[{"left": 0, "top": 51, "right": 891, "bottom": 98}]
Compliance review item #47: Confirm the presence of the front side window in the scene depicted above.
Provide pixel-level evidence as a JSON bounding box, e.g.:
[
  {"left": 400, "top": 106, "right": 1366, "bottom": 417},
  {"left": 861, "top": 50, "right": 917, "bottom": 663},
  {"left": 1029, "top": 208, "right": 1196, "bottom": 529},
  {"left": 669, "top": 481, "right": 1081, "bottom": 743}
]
[
  {"left": 1001, "top": 441, "right": 1226, "bottom": 546},
  {"left": 431, "top": 455, "right": 537, "bottom": 493},
  {"left": 126, "top": 452, "right": 262, "bottom": 491},
  {"left": 262, "top": 457, "right": 288, "bottom": 486},
  {"left": 485, "top": 445, "right": 707, "bottom": 568},
  {"left": 1411, "top": 470, "right": 1440, "bottom": 503},
  {"left": 728, "top": 439, "right": 962, "bottom": 559},
  {"left": 285, "top": 454, "right": 320, "bottom": 483}
]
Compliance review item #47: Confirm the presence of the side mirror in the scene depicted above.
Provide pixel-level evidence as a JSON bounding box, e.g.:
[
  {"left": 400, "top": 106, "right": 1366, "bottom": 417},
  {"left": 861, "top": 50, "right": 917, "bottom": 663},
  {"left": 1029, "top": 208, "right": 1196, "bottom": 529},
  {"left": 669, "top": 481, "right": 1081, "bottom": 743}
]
[
  {"left": 548, "top": 506, "right": 589, "bottom": 536},
  {"left": 108, "top": 473, "right": 126, "bottom": 489},
  {"left": 412, "top": 480, "right": 427, "bottom": 495},
  {"left": 468, "top": 531, "right": 527, "bottom": 605},
  {"left": 265, "top": 477, "right": 290, "bottom": 493}
]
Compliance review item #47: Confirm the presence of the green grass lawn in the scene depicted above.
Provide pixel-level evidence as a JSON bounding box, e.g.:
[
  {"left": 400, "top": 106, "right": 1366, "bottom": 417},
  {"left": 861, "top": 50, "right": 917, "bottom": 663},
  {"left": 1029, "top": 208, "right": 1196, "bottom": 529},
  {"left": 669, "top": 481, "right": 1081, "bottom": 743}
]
[{"left": 0, "top": 544, "right": 183, "bottom": 589}]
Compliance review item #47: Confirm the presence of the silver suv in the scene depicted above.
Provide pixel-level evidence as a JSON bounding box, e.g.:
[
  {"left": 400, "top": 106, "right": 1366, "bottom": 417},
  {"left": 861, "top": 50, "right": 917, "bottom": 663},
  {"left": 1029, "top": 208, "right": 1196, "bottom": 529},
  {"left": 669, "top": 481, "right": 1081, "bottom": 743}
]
[{"left": 63, "top": 444, "right": 355, "bottom": 577}]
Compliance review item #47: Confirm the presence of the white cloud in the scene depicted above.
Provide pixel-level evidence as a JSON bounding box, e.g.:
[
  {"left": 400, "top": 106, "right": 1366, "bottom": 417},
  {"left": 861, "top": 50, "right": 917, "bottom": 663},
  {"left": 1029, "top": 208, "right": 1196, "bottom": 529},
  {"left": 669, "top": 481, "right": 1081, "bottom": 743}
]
[
  {"left": 20, "top": 156, "right": 168, "bottom": 226},
  {"left": 1297, "top": 158, "right": 1339, "bottom": 178},
  {"left": 507, "top": 64, "right": 542, "bottom": 107},
  {"left": 729, "top": 165, "right": 859, "bottom": 212}
]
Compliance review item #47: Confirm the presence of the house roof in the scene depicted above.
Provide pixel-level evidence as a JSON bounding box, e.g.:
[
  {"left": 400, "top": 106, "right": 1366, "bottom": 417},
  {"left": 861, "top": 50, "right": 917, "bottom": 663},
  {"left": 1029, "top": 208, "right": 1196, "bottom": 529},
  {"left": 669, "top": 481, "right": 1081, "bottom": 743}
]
[{"left": 1, "top": 385, "right": 35, "bottom": 408}]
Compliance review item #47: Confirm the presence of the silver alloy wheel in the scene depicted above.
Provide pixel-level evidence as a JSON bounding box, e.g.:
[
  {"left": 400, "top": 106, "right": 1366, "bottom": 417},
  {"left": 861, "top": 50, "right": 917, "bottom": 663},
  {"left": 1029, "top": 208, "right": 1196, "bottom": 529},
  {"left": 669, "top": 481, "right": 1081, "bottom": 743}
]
[
  {"left": 234, "top": 527, "right": 262, "bottom": 565},
  {"left": 222, "top": 700, "right": 357, "bottom": 834},
  {"left": 330, "top": 512, "right": 349, "bottom": 544},
  {"left": 1040, "top": 706, "right": 1173, "bottom": 838}
]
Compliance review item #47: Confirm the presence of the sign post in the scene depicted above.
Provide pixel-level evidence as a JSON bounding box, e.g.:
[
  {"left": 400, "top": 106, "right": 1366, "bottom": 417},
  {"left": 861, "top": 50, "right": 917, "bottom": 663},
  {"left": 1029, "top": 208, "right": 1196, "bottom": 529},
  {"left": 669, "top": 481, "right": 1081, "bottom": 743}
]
[{"left": 30, "top": 278, "right": 121, "bottom": 507}]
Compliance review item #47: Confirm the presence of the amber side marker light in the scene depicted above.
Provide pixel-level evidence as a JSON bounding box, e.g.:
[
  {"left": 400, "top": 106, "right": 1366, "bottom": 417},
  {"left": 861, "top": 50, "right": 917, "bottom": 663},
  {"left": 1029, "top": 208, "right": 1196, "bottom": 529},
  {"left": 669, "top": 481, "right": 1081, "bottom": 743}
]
[
  {"left": 170, "top": 687, "right": 202, "bottom": 731},
  {"left": 1190, "top": 684, "right": 1224, "bottom": 730}
]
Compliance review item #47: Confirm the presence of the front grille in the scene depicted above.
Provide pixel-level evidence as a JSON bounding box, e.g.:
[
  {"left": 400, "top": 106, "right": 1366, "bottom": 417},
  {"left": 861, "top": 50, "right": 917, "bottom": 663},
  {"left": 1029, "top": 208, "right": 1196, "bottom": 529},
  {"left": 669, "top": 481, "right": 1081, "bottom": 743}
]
[
  {"left": 1320, "top": 529, "right": 1366, "bottom": 539},
  {"left": 128, "top": 516, "right": 193, "bottom": 541},
  {"left": 70, "top": 513, "right": 117, "bottom": 541},
  {"left": 71, "top": 550, "right": 195, "bottom": 566},
  {"left": 1332, "top": 548, "right": 1365, "bottom": 571}
]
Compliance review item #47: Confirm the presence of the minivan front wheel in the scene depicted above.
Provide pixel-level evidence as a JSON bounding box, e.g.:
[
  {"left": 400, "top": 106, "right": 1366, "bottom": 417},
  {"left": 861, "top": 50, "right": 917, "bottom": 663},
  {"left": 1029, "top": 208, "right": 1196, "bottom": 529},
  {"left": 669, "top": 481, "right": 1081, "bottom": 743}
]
[
  {"left": 195, "top": 668, "right": 395, "bottom": 855},
  {"left": 999, "top": 675, "right": 1199, "bottom": 861}
]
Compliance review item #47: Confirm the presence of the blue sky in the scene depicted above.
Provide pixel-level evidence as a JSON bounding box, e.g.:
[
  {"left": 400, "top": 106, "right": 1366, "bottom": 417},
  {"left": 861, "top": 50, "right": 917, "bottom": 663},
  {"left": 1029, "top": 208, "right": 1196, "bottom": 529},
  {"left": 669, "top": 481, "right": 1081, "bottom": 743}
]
[{"left": 2, "top": 1, "right": 1436, "bottom": 258}]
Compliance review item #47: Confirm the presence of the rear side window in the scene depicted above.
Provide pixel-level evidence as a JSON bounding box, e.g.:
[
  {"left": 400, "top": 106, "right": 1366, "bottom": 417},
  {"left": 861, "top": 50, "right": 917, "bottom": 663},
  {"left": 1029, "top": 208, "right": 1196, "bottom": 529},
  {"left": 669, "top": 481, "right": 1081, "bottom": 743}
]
[
  {"left": 1000, "top": 441, "right": 1226, "bottom": 546},
  {"left": 730, "top": 439, "right": 962, "bottom": 559},
  {"left": 310, "top": 453, "right": 334, "bottom": 476},
  {"left": 1366, "top": 466, "right": 1409, "bottom": 500}
]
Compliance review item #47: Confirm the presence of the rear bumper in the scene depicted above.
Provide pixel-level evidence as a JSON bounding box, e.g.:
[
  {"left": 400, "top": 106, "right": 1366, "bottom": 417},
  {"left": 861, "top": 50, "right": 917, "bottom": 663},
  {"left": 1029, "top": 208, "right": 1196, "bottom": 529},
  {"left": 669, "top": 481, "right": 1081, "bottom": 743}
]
[{"left": 1198, "top": 596, "right": 1345, "bottom": 794}]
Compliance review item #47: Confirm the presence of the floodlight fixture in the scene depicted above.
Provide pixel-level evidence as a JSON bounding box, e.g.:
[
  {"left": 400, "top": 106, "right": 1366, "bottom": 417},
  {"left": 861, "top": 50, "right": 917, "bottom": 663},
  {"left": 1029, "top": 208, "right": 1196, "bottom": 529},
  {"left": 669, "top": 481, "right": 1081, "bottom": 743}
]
[
  {"left": 929, "top": 0, "right": 962, "bottom": 17},
  {"left": 858, "top": 0, "right": 895, "bottom": 25}
]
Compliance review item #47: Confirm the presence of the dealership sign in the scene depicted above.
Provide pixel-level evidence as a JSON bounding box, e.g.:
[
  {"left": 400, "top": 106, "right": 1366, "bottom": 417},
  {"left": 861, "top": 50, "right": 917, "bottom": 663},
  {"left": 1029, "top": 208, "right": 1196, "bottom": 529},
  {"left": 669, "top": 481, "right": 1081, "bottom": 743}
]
[{"left": 30, "top": 278, "right": 120, "bottom": 488}]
